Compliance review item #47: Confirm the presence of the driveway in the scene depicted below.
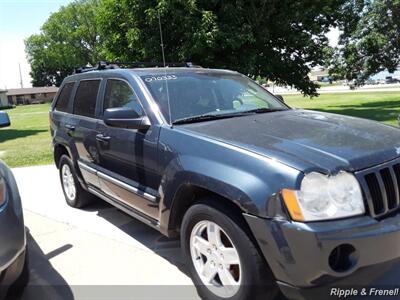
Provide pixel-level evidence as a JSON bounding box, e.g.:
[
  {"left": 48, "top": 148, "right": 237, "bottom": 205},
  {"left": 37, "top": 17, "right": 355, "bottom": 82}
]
[
  {"left": 11, "top": 165, "right": 400, "bottom": 300},
  {"left": 12, "top": 165, "right": 199, "bottom": 300}
]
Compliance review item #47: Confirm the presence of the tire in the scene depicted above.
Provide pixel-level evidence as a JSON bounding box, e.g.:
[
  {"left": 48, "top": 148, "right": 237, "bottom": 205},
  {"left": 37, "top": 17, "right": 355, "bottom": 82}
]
[
  {"left": 181, "top": 199, "right": 279, "bottom": 300},
  {"left": 59, "top": 155, "right": 95, "bottom": 208}
]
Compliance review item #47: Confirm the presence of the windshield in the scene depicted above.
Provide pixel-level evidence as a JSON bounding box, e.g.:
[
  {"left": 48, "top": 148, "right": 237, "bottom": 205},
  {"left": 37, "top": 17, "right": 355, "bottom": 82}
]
[{"left": 141, "top": 71, "right": 288, "bottom": 124}]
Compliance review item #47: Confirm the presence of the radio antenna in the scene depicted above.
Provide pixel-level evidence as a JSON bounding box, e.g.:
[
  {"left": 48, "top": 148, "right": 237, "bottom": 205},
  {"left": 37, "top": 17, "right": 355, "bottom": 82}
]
[{"left": 158, "top": 12, "right": 173, "bottom": 127}]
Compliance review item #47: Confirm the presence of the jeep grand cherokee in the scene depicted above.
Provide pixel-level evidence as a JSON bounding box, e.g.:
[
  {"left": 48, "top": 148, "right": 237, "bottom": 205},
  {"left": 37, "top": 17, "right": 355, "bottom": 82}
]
[{"left": 50, "top": 62, "right": 400, "bottom": 300}]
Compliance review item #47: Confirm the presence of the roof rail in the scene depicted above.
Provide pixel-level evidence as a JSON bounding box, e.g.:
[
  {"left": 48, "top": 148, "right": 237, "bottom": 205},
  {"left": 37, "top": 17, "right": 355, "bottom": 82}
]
[
  {"left": 73, "top": 61, "right": 119, "bottom": 74},
  {"left": 109, "top": 61, "right": 201, "bottom": 68},
  {"left": 73, "top": 61, "right": 201, "bottom": 74}
]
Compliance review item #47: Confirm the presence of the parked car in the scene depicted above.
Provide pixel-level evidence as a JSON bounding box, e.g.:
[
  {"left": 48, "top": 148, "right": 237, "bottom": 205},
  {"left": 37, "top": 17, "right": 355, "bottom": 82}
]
[
  {"left": 376, "top": 78, "right": 386, "bottom": 84},
  {"left": 50, "top": 62, "right": 400, "bottom": 300},
  {"left": 30, "top": 99, "right": 45, "bottom": 105},
  {"left": 0, "top": 112, "right": 29, "bottom": 299},
  {"left": 319, "top": 76, "right": 332, "bottom": 83},
  {"left": 385, "top": 76, "right": 400, "bottom": 84}
]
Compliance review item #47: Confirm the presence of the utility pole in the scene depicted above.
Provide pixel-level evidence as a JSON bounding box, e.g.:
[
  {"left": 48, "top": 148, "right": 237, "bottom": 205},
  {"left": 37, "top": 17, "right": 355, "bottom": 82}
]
[{"left": 19, "top": 63, "right": 23, "bottom": 88}]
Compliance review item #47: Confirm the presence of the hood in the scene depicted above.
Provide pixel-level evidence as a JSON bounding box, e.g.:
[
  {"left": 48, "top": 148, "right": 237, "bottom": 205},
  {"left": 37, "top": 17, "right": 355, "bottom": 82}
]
[{"left": 179, "top": 109, "right": 400, "bottom": 173}]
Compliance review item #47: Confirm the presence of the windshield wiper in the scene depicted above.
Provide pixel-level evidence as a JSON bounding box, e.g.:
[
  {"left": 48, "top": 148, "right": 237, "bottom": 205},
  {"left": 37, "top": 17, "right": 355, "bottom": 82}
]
[
  {"left": 172, "top": 113, "right": 237, "bottom": 125},
  {"left": 240, "top": 108, "right": 286, "bottom": 114},
  {"left": 172, "top": 108, "right": 286, "bottom": 125}
]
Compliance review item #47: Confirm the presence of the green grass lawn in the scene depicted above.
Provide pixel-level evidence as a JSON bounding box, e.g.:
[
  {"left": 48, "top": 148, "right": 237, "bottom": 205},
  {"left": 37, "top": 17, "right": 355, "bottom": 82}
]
[
  {"left": 0, "top": 103, "right": 53, "bottom": 167},
  {"left": 285, "top": 91, "right": 400, "bottom": 127},
  {"left": 0, "top": 91, "right": 400, "bottom": 167}
]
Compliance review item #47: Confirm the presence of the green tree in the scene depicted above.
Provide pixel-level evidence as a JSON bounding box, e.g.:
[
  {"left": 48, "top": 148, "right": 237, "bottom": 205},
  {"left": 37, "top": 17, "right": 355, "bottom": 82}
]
[
  {"left": 98, "top": 0, "right": 346, "bottom": 96},
  {"left": 331, "top": 0, "right": 400, "bottom": 84},
  {"left": 25, "top": 0, "right": 101, "bottom": 86}
]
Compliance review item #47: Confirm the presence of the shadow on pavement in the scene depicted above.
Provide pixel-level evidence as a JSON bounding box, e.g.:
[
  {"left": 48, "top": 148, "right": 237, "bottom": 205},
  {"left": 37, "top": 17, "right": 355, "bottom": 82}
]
[
  {"left": 83, "top": 200, "right": 400, "bottom": 300},
  {"left": 18, "top": 230, "right": 74, "bottom": 300},
  {"left": 83, "top": 201, "right": 288, "bottom": 300},
  {"left": 83, "top": 201, "right": 189, "bottom": 277}
]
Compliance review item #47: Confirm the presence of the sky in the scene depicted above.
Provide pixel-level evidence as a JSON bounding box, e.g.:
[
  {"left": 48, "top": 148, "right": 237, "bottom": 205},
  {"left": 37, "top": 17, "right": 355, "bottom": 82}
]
[
  {"left": 0, "top": 0, "right": 341, "bottom": 89},
  {"left": 0, "top": 0, "right": 73, "bottom": 89}
]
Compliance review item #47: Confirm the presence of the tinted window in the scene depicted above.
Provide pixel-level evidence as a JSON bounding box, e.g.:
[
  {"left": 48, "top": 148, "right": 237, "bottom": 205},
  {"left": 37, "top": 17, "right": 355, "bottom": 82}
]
[
  {"left": 73, "top": 80, "right": 100, "bottom": 118},
  {"left": 104, "top": 80, "right": 143, "bottom": 116},
  {"left": 55, "top": 82, "right": 74, "bottom": 112},
  {"left": 141, "top": 73, "right": 287, "bottom": 123}
]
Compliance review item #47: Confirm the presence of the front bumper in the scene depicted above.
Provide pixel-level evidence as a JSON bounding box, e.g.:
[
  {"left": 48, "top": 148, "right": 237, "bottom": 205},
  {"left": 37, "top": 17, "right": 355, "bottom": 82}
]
[
  {"left": 244, "top": 212, "right": 400, "bottom": 300},
  {"left": 0, "top": 248, "right": 26, "bottom": 300},
  {"left": 0, "top": 248, "right": 26, "bottom": 286}
]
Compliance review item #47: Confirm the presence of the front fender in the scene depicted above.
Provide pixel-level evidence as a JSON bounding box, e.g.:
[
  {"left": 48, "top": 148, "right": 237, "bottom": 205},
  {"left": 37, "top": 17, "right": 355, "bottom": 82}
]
[
  {"left": 159, "top": 154, "right": 300, "bottom": 232},
  {"left": 163, "top": 156, "right": 262, "bottom": 211}
]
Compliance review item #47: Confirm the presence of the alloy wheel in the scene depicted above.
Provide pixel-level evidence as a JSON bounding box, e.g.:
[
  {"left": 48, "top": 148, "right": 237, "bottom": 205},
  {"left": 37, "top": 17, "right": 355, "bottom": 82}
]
[
  {"left": 190, "top": 220, "right": 241, "bottom": 298},
  {"left": 61, "top": 164, "right": 76, "bottom": 201}
]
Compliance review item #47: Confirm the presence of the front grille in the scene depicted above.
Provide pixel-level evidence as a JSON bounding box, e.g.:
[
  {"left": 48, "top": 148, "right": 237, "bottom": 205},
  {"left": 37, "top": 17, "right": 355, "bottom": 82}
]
[{"left": 356, "top": 160, "right": 400, "bottom": 218}]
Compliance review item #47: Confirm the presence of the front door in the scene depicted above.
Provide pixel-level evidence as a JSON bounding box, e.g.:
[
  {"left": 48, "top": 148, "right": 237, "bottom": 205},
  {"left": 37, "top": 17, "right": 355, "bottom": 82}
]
[{"left": 96, "top": 78, "right": 160, "bottom": 219}]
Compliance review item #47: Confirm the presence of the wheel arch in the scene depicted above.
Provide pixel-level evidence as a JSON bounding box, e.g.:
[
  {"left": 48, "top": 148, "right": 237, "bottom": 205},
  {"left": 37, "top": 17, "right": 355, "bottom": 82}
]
[
  {"left": 165, "top": 183, "right": 273, "bottom": 279},
  {"left": 53, "top": 143, "right": 71, "bottom": 168},
  {"left": 165, "top": 183, "right": 255, "bottom": 241}
]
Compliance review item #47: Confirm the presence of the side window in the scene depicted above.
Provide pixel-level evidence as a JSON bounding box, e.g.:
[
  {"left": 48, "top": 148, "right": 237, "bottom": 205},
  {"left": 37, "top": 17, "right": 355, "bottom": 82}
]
[
  {"left": 73, "top": 80, "right": 100, "bottom": 118},
  {"left": 104, "top": 79, "right": 144, "bottom": 116},
  {"left": 55, "top": 82, "right": 74, "bottom": 112}
]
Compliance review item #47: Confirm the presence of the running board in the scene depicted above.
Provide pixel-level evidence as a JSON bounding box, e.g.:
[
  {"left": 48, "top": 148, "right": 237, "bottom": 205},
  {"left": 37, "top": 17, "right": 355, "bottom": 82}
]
[
  {"left": 97, "top": 171, "right": 157, "bottom": 202},
  {"left": 78, "top": 160, "right": 159, "bottom": 202},
  {"left": 88, "top": 187, "right": 160, "bottom": 230}
]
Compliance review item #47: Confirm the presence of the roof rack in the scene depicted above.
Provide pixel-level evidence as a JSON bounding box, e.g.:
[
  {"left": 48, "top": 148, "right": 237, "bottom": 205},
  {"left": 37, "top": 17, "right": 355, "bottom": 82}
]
[
  {"left": 74, "top": 61, "right": 118, "bottom": 74},
  {"left": 74, "top": 61, "right": 201, "bottom": 74}
]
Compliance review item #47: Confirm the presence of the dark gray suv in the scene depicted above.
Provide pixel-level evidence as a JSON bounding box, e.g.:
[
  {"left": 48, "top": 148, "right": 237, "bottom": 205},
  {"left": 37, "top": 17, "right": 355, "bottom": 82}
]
[{"left": 50, "top": 63, "right": 400, "bottom": 300}]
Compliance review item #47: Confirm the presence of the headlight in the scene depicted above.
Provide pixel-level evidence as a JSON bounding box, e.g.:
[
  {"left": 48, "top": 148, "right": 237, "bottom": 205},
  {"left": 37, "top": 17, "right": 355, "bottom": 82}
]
[
  {"left": 282, "top": 171, "right": 365, "bottom": 221},
  {"left": 0, "top": 178, "right": 6, "bottom": 207}
]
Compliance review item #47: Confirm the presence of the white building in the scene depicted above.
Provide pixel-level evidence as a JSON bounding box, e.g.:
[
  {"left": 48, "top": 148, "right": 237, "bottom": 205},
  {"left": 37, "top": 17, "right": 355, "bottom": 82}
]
[
  {"left": 0, "top": 90, "right": 8, "bottom": 107},
  {"left": 6, "top": 86, "right": 58, "bottom": 105}
]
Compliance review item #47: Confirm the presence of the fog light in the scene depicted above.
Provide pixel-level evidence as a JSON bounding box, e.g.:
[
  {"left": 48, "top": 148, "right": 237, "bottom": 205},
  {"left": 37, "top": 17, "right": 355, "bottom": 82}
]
[{"left": 328, "top": 244, "right": 358, "bottom": 273}]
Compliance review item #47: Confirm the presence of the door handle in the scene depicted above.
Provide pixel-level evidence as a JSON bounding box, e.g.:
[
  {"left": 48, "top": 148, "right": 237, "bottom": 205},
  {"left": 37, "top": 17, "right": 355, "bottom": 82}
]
[
  {"left": 96, "top": 134, "right": 111, "bottom": 143},
  {"left": 64, "top": 124, "right": 75, "bottom": 131}
]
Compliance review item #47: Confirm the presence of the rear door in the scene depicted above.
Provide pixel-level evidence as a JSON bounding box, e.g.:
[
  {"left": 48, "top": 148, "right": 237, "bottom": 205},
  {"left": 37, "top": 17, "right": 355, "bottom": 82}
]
[{"left": 72, "top": 79, "right": 102, "bottom": 188}]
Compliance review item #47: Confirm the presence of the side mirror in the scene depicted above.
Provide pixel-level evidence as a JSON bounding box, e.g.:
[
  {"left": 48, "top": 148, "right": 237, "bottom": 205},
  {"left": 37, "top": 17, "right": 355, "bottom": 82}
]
[
  {"left": 104, "top": 107, "right": 150, "bottom": 130},
  {"left": 275, "top": 95, "right": 285, "bottom": 103},
  {"left": 0, "top": 112, "right": 10, "bottom": 128}
]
